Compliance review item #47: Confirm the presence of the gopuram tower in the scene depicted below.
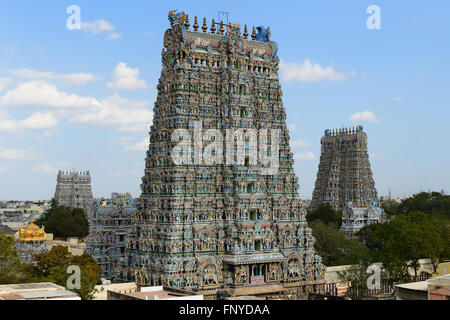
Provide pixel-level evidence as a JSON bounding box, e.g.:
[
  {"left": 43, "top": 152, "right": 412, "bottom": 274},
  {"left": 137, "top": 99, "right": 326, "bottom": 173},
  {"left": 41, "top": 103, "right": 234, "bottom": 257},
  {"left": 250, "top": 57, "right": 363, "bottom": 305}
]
[
  {"left": 310, "top": 126, "right": 385, "bottom": 236},
  {"left": 117, "top": 11, "right": 325, "bottom": 297},
  {"left": 54, "top": 170, "right": 94, "bottom": 215}
]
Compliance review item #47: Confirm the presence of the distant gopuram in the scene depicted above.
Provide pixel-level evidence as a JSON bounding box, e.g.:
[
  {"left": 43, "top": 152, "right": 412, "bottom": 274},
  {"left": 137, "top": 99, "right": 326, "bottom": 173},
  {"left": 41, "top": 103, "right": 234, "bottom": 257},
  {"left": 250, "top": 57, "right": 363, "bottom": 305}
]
[
  {"left": 310, "top": 126, "right": 385, "bottom": 236},
  {"left": 54, "top": 170, "right": 94, "bottom": 215},
  {"left": 116, "top": 11, "right": 325, "bottom": 297}
]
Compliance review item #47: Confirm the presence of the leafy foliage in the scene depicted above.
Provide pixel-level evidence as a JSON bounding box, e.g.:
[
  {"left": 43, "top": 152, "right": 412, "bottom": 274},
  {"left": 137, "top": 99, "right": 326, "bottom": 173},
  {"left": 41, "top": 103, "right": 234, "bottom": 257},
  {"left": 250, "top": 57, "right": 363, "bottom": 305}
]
[
  {"left": 309, "top": 220, "right": 371, "bottom": 266},
  {"left": 307, "top": 203, "right": 342, "bottom": 227},
  {"left": 357, "top": 211, "right": 445, "bottom": 279},
  {"left": 24, "top": 246, "right": 101, "bottom": 300},
  {"left": 0, "top": 234, "right": 24, "bottom": 284},
  {"left": 35, "top": 199, "right": 89, "bottom": 238}
]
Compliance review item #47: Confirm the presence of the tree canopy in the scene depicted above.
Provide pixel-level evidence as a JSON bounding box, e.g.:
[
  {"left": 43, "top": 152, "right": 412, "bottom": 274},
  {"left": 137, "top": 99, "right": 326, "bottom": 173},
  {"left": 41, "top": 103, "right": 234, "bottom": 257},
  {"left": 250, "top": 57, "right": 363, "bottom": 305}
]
[
  {"left": 306, "top": 203, "right": 342, "bottom": 227},
  {"left": 35, "top": 199, "right": 89, "bottom": 238},
  {"left": 25, "top": 246, "right": 101, "bottom": 300},
  {"left": 0, "top": 234, "right": 24, "bottom": 284}
]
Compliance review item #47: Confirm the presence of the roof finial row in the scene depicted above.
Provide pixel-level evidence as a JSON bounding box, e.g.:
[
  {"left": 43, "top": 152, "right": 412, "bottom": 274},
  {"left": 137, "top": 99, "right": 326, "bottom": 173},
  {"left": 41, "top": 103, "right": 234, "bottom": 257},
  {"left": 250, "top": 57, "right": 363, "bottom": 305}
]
[
  {"left": 328, "top": 126, "right": 363, "bottom": 136},
  {"left": 182, "top": 15, "right": 259, "bottom": 40}
]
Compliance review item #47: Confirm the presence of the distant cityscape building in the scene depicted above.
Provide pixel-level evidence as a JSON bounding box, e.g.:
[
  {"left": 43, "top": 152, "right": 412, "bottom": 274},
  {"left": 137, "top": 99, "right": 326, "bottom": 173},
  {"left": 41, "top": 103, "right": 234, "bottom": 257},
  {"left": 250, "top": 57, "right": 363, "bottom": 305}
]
[
  {"left": 311, "top": 126, "right": 385, "bottom": 236},
  {"left": 16, "top": 220, "right": 48, "bottom": 264},
  {"left": 86, "top": 193, "right": 136, "bottom": 280},
  {"left": 54, "top": 170, "right": 93, "bottom": 214},
  {"left": 115, "top": 11, "right": 326, "bottom": 298}
]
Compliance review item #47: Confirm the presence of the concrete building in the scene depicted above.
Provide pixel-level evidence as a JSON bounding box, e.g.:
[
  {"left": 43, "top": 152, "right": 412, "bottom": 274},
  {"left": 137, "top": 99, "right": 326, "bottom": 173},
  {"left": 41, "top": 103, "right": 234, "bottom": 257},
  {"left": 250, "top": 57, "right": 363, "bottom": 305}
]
[
  {"left": 0, "top": 283, "right": 80, "bottom": 300},
  {"left": 107, "top": 285, "right": 203, "bottom": 300},
  {"left": 433, "top": 261, "right": 450, "bottom": 277},
  {"left": 93, "top": 281, "right": 137, "bottom": 300},
  {"left": 395, "top": 275, "right": 450, "bottom": 300}
]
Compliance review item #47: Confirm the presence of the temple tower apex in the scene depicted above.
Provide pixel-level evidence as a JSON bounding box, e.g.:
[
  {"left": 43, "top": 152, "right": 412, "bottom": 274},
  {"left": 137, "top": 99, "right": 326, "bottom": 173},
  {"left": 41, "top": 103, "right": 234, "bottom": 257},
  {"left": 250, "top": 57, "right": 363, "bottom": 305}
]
[
  {"left": 54, "top": 170, "right": 94, "bottom": 215},
  {"left": 310, "top": 126, "right": 385, "bottom": 236},
  {"left": 115, "top": 11, "right": 325, "bottom": 297}
]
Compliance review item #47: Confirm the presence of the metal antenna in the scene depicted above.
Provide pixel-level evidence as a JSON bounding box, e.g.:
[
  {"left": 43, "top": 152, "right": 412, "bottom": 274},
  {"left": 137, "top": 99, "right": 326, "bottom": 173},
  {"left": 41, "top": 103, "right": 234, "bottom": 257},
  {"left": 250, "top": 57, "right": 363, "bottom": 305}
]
[{"left": 218, "top": 11, "right": 230, "bottom": 25}]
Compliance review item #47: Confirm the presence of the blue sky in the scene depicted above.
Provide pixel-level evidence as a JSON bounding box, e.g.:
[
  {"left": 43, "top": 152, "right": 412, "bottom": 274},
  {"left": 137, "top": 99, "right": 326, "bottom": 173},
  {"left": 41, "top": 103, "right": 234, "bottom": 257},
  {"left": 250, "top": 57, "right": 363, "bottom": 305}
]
[{"left": 0, "top": 0, "right": 449, "bottom": 200}]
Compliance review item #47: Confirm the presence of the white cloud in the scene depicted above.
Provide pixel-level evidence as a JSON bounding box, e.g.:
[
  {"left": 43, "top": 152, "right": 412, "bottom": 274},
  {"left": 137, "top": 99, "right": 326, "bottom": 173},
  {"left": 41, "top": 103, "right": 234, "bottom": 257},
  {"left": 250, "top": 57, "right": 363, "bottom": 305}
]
[
  {"left": 0, "top": 81, "right": 152, "bottom": 133},
  {"left": 32, "top": 164, "right": 58, "bottom": 174},
  {"left": 294, "top": 152, "right": 316, "bottom": 160},
  {"left": 0, "top": 149, "right": 29, "bottom": 160},
  {"left": 108, "top": 33, "right": 122, "bottom": 40},
  {"left": 393, "top": 97, "right": 405, "bottom": 102},
  {"left": 350, "top": 110, "right": 380, "bottom": 123},
  {"left": 0, "top": 77, "right": 13, "bottom": 92},
  {"left": 290, "top": 138, "right": 311, "bottom": 148},
  {"left": 0, "top": 111, "right": 58, "bottom": 132},
  {"left": 32, "top": 162, "right": 70, "bottom": 174},
  {"left": 107, "top": 62, "right": 148, "bottom": 91},
  {"left": 81, "top": 20, "right": 115, "bottom": 34},
  {"left": 0, "top": 81, "right": 98, "bottom": 109},
  {"left": 8, "top": 69, "right": 97, "bottom": 85},
  {"left": 288, "top": 124, "right": 296, "bottom": 133},
  {"left": 69, "top": 94, "right": 153, "bottom": 132},
  {"left": 280, "top": 59, "right": 353, "bottom": 83},
  {"left": 370, "top": 153, "right": 389, "bottom": 161},
  {"left": 123, "top": 137, "right": 149, "bottom": 151}
]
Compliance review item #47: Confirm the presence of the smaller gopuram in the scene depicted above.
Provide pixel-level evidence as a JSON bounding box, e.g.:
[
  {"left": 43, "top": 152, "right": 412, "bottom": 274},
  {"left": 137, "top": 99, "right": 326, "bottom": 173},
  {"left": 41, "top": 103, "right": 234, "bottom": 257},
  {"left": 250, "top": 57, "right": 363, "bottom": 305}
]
[
  {"left": 85, "top": 193, "right": 136, "bottom": 280},
  {"left": 16, "top": 220, "right": 49, "bottom": 264},
  {"left": 310, "top": 126, "right": 385, "bottom": 236},
  {"left": 341, "top": 205, "right": 386, "bottom": 237},
  {"left": 54, "top": 170, "right": 94, "bottom": 215}
]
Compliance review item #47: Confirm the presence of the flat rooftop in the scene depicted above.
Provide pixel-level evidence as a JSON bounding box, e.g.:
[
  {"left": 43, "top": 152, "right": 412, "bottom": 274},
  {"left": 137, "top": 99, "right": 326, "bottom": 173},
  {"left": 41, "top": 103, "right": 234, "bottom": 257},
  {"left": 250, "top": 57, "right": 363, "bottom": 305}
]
[{"left": 0, "top": 282, "right": 80, "bottom": 300}]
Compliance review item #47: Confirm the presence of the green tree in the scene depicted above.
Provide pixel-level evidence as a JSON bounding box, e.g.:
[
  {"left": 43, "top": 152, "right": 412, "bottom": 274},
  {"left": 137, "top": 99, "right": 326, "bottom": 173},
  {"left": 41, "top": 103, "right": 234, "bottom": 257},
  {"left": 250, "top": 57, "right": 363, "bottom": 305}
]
[
  {"left": 307, "top": 203, "right": 342, "bottom": 227},
  {"left": 397, "top": 192, "right": 450, "bottom": 218},
  {"left": 309, "top": 220, "right": 371, "bottom": 266},
  {"left": 380, "top": 198, "right": 400, "bottom": 217},
  {"left": 373, "top": 211, "right": 445, "bottom": 279},
  {"left": 30, "top": 246, "right": 101, "bottom": 300},
  {"left": 0, "top": 234, "right": 24, "bottom": 284},
  {"left": 36, "top": 200, "right": 89, "bottom": 238}
]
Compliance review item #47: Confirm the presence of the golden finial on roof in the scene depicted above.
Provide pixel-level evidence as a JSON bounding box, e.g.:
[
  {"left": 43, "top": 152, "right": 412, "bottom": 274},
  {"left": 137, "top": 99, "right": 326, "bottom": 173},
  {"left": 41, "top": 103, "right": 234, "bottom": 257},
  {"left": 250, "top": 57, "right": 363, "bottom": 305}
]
[
  {"left": 185, "top": 14, "right": 190, "bottom": 29},
  {"left": 193, "top": 16, "right": 199, "bottom": 31},
  {"left": 251, "top": 26, "right": 256, "bottom": 40},
  {"left": 219, "top": 20, "right": 224, "bottom": 35},
  {"left": 243, "top": 24, "right": 249, "bottom": 39},
  {"left": 211, "top": 18, "right": 216, "bottom": 34},
  {"left": 19, "top": 220, "right": 46, "bottom": 242},
  {"left": 202, "top": 17, "right": 207, "bottom": 32}
]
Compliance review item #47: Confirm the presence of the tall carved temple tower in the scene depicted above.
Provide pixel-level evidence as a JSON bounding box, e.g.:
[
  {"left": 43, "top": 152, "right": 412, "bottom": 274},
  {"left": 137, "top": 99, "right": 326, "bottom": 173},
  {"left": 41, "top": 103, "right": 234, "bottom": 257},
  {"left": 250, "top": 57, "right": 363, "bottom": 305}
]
[
  {"left": 117, "top": 11, "right": 325, "bottom": 297},
  {"left": 54, "top": 170, "right": 94, "bottom": 215},
  {"left": 311, "top": 126, "right": 385, "bottom": 236},
  {"left": 86, "top": 193, "right": 136, "bottom": 280}
]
